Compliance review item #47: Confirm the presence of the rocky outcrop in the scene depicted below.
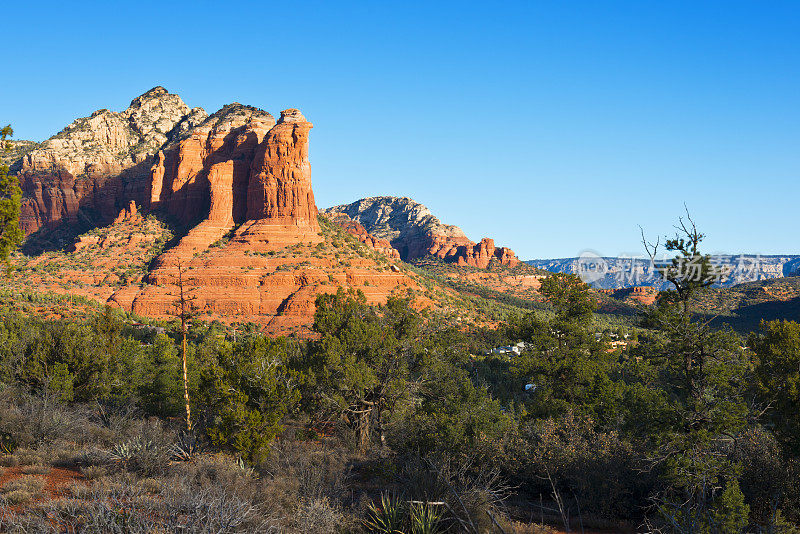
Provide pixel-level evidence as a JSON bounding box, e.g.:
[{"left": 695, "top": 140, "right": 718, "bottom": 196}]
[
  {"left": 245, "top": 109, "right": 318, "bottom": 228},
  {"left": 148, "top": 104, "right": 276, "bottom": 258},
  {"left": 15, "top": 86, "right": 207, "bottom": 237},
  {"left": 114, "top": 200, "right": 140, "bottom": 223},
  {"left": 453, "top": 238, "right": 518, "bottom": 269},
  {"left": 323, "top": 197, "right": 519, "bottom": 268},
  {"left": 1, "top": 140, "right": 38, "bottom": 168},
  {"left": 324, "top": 212, "right": 400, "bottom": 259},
  {"left": 113, "top": 99, "right": 408, "bottom": 333}
]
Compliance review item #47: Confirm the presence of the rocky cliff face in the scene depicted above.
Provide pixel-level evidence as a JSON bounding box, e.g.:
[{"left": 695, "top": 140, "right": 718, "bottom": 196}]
[
  {"left": 322, "top": 196, "right": 519, "bottom": 269},
  {"left": 10, "top": 88, "right": 417, "bottom": 333},
  {"left": 14, "top": 87, "right": 207, "bottom": 238}
]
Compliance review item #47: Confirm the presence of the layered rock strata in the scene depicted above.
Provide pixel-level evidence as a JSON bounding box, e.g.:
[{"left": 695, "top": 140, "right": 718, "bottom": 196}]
[{"left": 12, "top": 88, "right": 415, "bottom": 333}]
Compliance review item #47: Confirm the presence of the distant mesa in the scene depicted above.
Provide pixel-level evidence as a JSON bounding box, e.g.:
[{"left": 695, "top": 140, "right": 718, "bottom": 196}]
[
  {"left": 527, "top": 256, "right": 800, "bottom": 290},
  {"left": 323, "top": 197, "right": 519, "bottom": 268}
]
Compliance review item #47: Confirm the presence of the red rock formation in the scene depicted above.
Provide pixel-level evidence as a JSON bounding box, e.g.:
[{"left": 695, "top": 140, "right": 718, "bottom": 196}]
[
  {"left": 14, "top": 91, "right": 424, "bottom": 334},
  {"left": 454, "top": 238, "right": 519, "bottom": 269},
  {"left": 628, "top": 286, "right": 658, "bottom": 305},
  {"left": 325, "top": 213, "right": 400, "bottom": 260},
  {"left": 322, "top": 197, "right": 519, "bottom": 269},
  {"left": 233, "top": 109, "right": 322, "bottom": 251},
  {"left": 246, "top": 109, "right": 318, "bottom": 228},
  {"left": 123, "top": 107, "right": 412, "bottom": 333},
  {"left": 114, "top": 200, "right": 140, "bottom": 223},
  {"left": 603, "top": 286, "right": 659, "bottom": 306},
  {"left": 149, "top": 105, "right": 276, "bottom": 259}
]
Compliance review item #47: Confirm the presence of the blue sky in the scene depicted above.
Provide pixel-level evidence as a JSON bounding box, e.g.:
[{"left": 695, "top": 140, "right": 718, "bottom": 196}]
[{"left": 3, "top": 1, "right": 798, "bottom": 259}]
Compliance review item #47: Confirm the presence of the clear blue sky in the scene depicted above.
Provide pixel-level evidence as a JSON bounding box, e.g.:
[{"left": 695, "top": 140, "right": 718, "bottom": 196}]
[{"left": 3, "top": 1, "right": 798, "bottom": 259}]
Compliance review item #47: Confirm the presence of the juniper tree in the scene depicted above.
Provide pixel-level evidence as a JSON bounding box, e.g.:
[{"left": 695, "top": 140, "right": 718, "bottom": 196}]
[
  {"left": 0, "top": 125, "right": 23, "bottom": 271},
  {"left": 641, "top": 209, "right": 751, "bottom": 531}
]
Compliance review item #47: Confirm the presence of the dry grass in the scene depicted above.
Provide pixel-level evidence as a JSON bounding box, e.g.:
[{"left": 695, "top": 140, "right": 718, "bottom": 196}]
[
  {"left": 7, "top": 448, "right": 42, "bottom": 466},
  {"left": 67, "top": 481, "right": 92, "bottom": 499},
  {"left": 292, "top": 496, "right": 345, "bottom": 533},
  {"left": 20, "top": 464, "right": 51, "bottom": 475},
  {"left": 1, "top": 476, "right": 46, "bottom": 505},
  {"left": 79, "top": 465, "right": 107, "bottom": 480},
  {"left": 0, "top": 454, "right": 19, "bottom": 467}
]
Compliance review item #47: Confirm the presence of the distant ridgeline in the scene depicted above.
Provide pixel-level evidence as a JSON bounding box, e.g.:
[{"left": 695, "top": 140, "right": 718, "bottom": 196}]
[{"left": 527, "top": 255, "right": 800, "bottom": 290}]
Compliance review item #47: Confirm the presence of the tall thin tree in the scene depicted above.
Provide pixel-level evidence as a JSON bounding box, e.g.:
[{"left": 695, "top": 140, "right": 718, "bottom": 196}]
[{"left": 175, "top": 260, "right": 194, "bottom": 431}]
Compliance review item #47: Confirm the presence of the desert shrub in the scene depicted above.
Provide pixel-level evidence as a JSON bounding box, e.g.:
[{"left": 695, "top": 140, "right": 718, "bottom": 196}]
[
  {"left": 517, "top": 411, "right": 648, "bottom": 521},
  {"left": 409, "top": 501, "right": 445, "bottom": 534},
  {"left": 398, "top": 455, "right": 511, "bottom": 534},
  {"left": 28, "top": 472, "right": 276, "bottom": 533},
  {"left": 194, "top": 336, "right": 299, "bottom": 461},
  {"left": 160, "top": 482, "right": 276, "bottom": 533},
  {"left": 172, "top": 454, "right": 262, "bottom": 504},
  {"left": 0, "top": 387, "right": 81, "bottom": 447},
  {"left": 137, "top": 334, "right": 183, "bottom": 417},
  {"left": 80, "top": 465, "right": 107, "bottom": 480},
  {"left": 106, "top": 418, "right": 174, "bottom": 476},
  {"left": 732, "top": 426, "right": 798, "bottom": 527},
  {"left": 10, "top": 448, "right": 43, "bottom": 467},
  {"left": 293, "top": 496, "right": 345, "bottom": 533},
  {"left": 364, "top": 491, "right": 406, "bottom": 534},
  {"left": 259, "top": 439, "right": 351, "bottom": 515},
  {"left": 389, "top": 362, "right": 512, "bottom": 459}
]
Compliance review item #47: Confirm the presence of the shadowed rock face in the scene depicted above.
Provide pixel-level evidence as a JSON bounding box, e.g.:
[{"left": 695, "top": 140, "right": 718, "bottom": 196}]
[
  {"left": 322, "top": 197, "right": 519, "bottom": 268},
  {"left": 15, "top": 86, "right": 208, "bottom": 237},
  {"left": 149, "top": 107, "right": 322, "bottom": 266}
]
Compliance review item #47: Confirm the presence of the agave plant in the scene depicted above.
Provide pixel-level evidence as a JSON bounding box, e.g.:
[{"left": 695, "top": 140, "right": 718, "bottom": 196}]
[
  {"left": 364, "top": 492, "right": 405, "bottom": 534},
  {"left": 170, "top": 432, "right": 198, "bottom": 462},
  {"left": 0, "top": 431, "right": 16, "bottom": 455},
  {"left": 235, "top": 457, "right": 256, "bottom": 477},
  {"left": 109, "top": 438, "right": 153, "bottom": 464},
  {"left": 410, "top": 502, "right": 443, "bottom": 534}
]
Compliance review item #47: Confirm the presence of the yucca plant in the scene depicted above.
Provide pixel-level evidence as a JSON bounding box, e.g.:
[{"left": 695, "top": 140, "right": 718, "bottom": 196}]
[
  {"left": 364, "top": 492, "right": 406, "bottom": 534},
  {"left": 410, "top": 502, "right": 443, "bottom": 534}
]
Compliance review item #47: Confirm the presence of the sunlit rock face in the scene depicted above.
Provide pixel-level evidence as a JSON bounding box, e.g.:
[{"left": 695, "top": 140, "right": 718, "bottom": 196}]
[
  {"left": 323, "top": 196, "right": 519, "bottom": 268},
  {"left": 15, "top": 88, "right": 418, "bottom": 334}
]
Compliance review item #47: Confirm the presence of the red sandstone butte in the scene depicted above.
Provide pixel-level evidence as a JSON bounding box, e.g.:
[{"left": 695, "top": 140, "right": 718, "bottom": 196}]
[{"left": 121, "top": 108, "right": 415, "bottom": 332}]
